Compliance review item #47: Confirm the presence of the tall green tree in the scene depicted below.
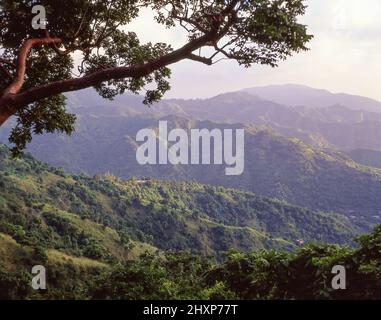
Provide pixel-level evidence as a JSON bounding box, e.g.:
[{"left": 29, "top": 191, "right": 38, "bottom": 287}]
[{"left": 0, "top": 0, "right": 312, "bottom": 153}]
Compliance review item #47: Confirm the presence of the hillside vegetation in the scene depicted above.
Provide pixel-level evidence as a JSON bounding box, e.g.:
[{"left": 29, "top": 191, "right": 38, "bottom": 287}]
[
  {"left": 0, "top": 144, "right": 358, "bottom": 260},
  {"left": 6, "top": 109, "right": 381, "bottom": 224},
  {"left": 1, "top": 227, "right": 381, "bottom": 300},
  {"left": 1, "top": 145, "right": 381, "bottom": 299}
]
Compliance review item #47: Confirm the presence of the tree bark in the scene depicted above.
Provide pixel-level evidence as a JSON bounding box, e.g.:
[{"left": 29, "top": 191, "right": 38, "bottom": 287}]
[
  {"left": 0, "top": 0, "right": 240, "bottom": 127},
  {"left": 0, "top": 31, "right": 218, "bottom": 126},
  {"left": 4, "top": 37, "right": 62, "bottom": 95}
]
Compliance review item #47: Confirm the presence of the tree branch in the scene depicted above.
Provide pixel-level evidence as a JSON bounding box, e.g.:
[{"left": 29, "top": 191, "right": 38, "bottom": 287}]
[
  {"left": 0, "top": 0, "right": 241, "bottom": 127},
  {"left": 0, "top": 31, "right": 219, "bottom": 126},
  {"left": 4, "top": 37, "right": 62, "bottom": 95},
  {"left": 187, "top": 53, "right": 213, "bottom": 65}
]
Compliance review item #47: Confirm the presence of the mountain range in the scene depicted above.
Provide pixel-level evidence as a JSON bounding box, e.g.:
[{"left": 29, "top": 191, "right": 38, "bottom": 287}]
[
  {"left": 2, "top": 84, "right": 381, "bottom": 299},
  {"left": 242, "top": 84, "right": 381, "bottom": 112},
  {"left": 3, "top": 145, "right": 381, "bottom": 300},
  {"left": 4, "top": 84, "right": 381, "bottom": 152},
  {"left": 2, "top": 85, "right": 381, "bottom": 226}
]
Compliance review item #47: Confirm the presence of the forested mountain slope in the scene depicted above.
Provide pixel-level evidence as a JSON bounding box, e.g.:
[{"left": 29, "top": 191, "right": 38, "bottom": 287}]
[
  {"left": 3, "top": 111, "right": 381, "bottom": 224},
  {"left": 0, "top": 144, "right": 359, "bottom": 263}
]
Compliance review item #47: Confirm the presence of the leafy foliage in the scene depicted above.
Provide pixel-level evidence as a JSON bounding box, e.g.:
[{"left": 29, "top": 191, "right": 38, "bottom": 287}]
[
  {"left": 0, "top": 0, "right": 312, "bottom": 153},
  {"left": 0, "top": 145, "right": 380, "bottom": 299},
  {"left": 0, "top": 144, "right": 358, "bottom": 263},
  {"left": 2, "top": 227, "right": 381, "bottom": 299}
]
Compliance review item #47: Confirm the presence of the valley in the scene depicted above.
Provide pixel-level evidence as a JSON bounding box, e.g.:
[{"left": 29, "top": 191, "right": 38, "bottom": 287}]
[
  {"left": 2, "top": 90, "right": 381, "bottom": 224},
  {"left": 1, "top": 85, "right": 381, "bottom": 299}
]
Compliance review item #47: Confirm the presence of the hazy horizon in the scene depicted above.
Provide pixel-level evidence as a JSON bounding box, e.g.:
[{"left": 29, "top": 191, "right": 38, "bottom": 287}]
[
  {"left": 129, "top": 0, "right": 381, "bottom": 102},
  {"left": 73, "top": 83, "right": 381, "bottom": 103}
]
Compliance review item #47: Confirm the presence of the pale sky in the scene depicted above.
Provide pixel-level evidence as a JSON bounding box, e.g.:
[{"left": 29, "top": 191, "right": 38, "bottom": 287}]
[{"left": 129, "top": 0, "right": 381, "bottom": 101}]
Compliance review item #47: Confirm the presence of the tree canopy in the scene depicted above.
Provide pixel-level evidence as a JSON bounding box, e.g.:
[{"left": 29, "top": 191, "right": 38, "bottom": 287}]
[{"left": 0, "top": 0, "right": 312, "bottom": 154}]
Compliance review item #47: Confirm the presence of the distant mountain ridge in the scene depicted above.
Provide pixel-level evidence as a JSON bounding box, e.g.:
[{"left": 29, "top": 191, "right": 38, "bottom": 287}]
[
  {"left": 69, "top": 85, "right": 381, "bottom": 152},
  {"left": 2, "top": 112, "right": 381, "bottom": 226},
  {"left": 154, "top": 91, "right": 381, "bottom": 151},
  {"left": 242, "top": 84, "right": 381, "bottom": 112},
  {"left": 1, "top": 86, "right": 381, "bottom": 226}
]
